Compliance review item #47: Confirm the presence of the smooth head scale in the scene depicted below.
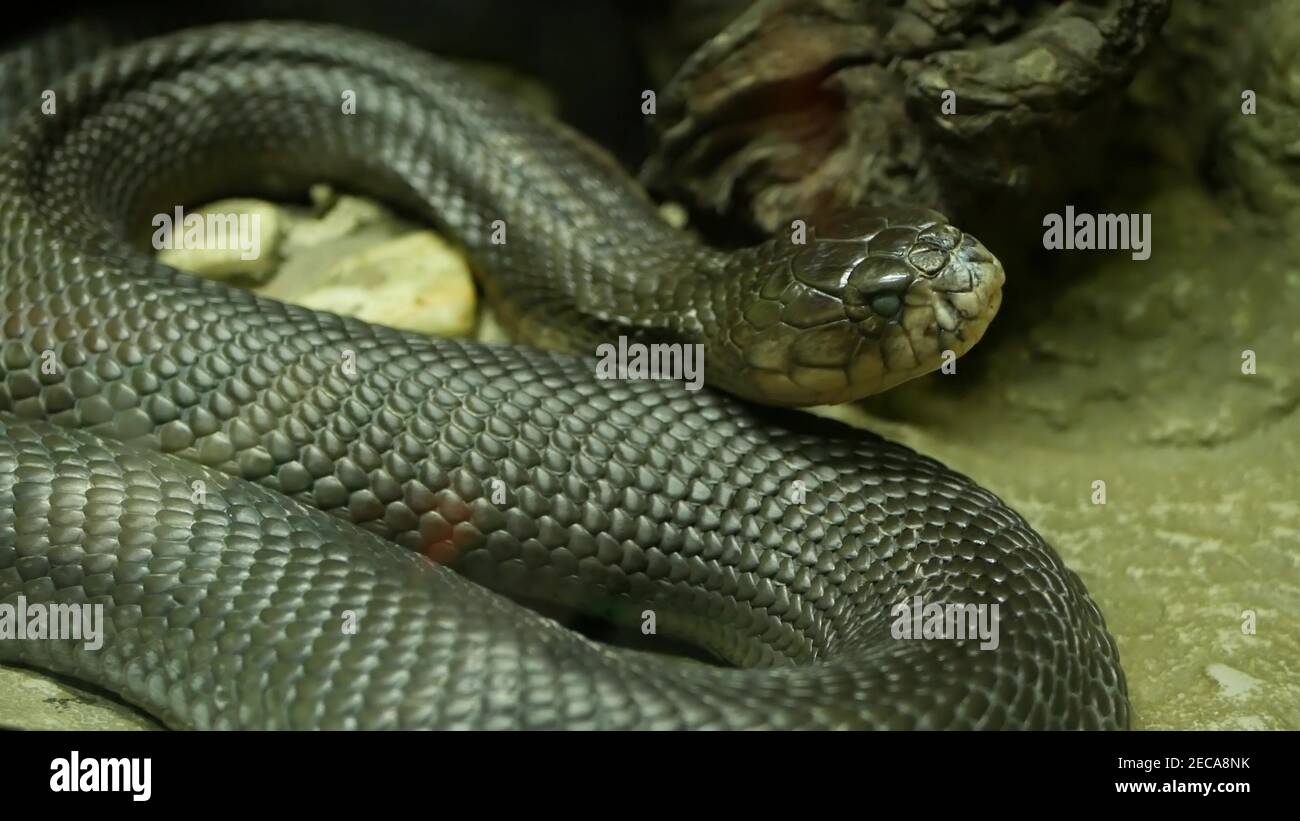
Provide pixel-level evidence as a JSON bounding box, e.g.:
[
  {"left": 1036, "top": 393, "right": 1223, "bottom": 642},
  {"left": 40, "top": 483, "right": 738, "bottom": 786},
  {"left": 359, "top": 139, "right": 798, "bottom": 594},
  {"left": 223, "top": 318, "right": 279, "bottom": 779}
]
[{"left": 708, "top": 206, "right": 1005, "bottom": 406}]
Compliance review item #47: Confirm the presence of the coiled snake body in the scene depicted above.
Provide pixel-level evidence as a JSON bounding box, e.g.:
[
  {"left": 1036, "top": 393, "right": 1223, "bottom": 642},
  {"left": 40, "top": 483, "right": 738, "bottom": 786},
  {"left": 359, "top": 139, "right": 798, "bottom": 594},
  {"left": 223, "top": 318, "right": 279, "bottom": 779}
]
[{"left": 0, "top": 22, "right": 1128, "bottom": 729}]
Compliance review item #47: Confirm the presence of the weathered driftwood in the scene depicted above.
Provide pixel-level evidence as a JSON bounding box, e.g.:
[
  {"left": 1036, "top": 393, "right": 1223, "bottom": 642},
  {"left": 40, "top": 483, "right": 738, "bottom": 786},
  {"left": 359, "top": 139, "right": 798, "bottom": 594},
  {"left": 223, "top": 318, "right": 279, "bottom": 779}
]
[{"left": 641, "top": 0, "right": 1170, "bottom": 233}]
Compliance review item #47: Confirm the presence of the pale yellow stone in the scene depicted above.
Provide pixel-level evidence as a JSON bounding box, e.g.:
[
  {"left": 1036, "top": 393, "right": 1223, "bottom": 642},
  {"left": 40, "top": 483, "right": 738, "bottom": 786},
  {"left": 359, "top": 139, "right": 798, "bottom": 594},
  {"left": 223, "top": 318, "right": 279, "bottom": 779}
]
[
  {"left": 293, "top": 232, "right": 477, "bottom": 337},
  {"left": 658, "top": 201, "right": 689, "bottom": 228},
  {"left": 475, "top": 304, "right": 512, "bottom": 343},
  {"left": 164, "top": 189, "right": 478, "bottom": 338},
  {"left": 283, "top": 192, "right": 396, "bottom": 254},
  {"left": 156, "top": 198, "right": 283, "bottom": 282}
]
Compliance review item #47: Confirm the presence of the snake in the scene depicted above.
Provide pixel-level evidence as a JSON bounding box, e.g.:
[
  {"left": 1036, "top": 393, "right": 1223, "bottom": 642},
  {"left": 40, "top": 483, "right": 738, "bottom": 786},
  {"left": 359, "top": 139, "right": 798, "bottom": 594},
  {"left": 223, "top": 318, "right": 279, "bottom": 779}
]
[{"left": 0, "top": 20, "right": 1128, "bottom": 729}]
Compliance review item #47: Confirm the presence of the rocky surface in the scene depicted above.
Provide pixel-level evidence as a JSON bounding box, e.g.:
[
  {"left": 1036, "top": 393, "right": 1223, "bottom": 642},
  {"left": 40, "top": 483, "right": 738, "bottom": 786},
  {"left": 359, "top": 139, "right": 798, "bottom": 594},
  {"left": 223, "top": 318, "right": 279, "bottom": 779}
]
[{"left": 156, "top": 187, "right": 479, "bottom": 339}]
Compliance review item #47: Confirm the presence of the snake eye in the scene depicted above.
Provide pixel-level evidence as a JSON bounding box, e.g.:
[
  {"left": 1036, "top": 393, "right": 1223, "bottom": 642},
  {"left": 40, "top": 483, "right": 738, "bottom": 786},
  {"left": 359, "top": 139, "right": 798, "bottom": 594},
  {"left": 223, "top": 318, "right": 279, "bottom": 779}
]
[{"left": 869, "top": 293, "right": 902, "bottom": 318}]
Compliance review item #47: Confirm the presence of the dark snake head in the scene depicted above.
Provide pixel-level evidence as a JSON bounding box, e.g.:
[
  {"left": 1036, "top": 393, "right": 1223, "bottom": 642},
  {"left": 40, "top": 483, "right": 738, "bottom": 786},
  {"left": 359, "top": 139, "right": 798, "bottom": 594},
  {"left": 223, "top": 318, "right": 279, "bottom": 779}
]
[{"left": 712, "top": 206, "right": 1004, "bottom": 406}]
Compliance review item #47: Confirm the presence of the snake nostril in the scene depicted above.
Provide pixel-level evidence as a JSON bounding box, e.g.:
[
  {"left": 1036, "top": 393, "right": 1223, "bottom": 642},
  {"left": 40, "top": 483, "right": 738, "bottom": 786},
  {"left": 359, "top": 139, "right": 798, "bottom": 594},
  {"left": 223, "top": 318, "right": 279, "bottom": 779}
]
[{"left": 868, "top": 293, "right": 902, "bottom": 318}]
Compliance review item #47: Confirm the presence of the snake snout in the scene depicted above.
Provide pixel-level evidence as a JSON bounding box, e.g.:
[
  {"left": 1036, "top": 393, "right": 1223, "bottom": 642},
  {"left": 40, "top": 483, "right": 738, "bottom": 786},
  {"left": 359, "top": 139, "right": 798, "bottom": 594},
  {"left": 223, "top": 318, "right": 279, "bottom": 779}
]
[{"left": 931, "top": 232, "right": 1004, "bottom": 345}]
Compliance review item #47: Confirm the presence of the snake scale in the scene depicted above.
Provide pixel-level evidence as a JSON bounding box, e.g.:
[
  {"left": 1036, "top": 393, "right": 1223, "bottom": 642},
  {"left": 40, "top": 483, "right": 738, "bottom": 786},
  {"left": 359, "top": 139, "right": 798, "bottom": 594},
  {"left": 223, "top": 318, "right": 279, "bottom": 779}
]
[{"left": 0, "top": 21, "right": 1128, "bottom": 729}]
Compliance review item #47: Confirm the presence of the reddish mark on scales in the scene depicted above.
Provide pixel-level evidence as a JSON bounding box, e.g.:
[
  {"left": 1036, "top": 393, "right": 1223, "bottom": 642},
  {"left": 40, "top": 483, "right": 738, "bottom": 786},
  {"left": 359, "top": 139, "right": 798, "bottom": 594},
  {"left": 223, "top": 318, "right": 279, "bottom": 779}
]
[{"left": 419, "top": 493, "right": 475, "bottom": 565}]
